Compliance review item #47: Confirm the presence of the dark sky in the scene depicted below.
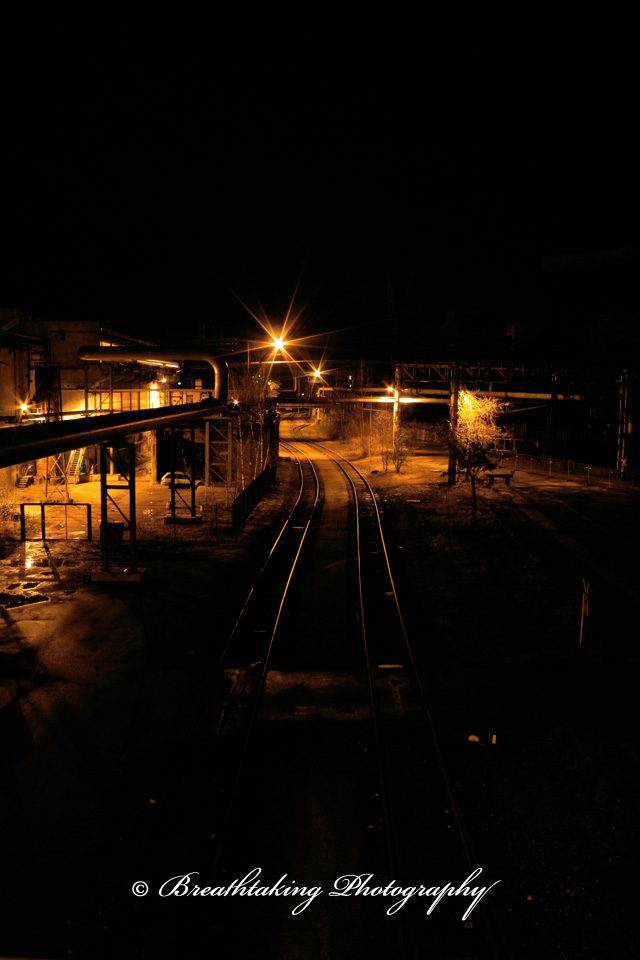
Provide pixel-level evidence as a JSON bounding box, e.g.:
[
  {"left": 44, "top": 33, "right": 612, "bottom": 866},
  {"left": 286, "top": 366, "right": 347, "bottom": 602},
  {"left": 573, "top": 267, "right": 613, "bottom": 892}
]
[{"left": 2, "top": 32, "right": 636, "bottom": 350}]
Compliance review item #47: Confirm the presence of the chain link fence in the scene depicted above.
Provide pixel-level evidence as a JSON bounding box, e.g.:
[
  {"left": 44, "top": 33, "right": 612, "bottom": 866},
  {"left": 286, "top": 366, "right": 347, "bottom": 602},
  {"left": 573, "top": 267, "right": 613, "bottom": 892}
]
[{"left": 494, "top": 448, "right": 639, "bottom": 491}]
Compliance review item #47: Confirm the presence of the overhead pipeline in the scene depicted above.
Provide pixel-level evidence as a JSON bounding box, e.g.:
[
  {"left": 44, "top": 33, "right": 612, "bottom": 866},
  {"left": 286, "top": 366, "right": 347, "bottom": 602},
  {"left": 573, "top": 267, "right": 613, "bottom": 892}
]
[
  {"left": 77, "top": 346, "right": 228, "bottom": 401},
  {"left": 0, "top": 399, "right": 223, "bottom": 469}
]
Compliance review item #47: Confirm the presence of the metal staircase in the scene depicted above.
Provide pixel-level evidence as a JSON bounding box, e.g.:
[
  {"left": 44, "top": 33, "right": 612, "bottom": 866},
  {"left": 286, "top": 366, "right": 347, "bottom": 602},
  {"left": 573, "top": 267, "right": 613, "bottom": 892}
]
[{"left": 66, "top": 448, "right": 86, "bottom": 483}]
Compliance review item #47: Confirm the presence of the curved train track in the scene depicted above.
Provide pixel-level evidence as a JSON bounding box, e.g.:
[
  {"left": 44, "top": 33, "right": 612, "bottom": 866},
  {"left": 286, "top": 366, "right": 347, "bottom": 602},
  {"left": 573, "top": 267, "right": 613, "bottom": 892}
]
[
  {"left": 79, "top": 440, "right": 512, "bottom": 959},
  {"left": 84, "top": 445, "right": 321, "bottom": 958},
  {"left": 285, "top": 438, "right": 512, "bottom": 960}
]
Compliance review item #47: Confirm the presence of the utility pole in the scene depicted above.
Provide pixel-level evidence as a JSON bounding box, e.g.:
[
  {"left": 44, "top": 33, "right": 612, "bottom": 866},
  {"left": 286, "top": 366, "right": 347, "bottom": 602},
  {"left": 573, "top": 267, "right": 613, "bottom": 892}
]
[
  {"left": 550, "top": 372, "right": 558, "bottom": 456},
  {"left": 448, "top": 360, "right": 460, "bottom": 485},
  {"left": 392, "top": 365, "right": 400, "bottom": 447},
  {"left": 387, "top": 279, "right": 399, "bottom": 352}
]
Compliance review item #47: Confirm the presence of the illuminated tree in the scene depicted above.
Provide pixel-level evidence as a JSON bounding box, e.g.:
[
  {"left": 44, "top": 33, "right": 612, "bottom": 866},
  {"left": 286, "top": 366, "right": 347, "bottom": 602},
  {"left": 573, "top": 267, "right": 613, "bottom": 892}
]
[{"left": 451, "top": 390, "right": 506, "bottom": 512}]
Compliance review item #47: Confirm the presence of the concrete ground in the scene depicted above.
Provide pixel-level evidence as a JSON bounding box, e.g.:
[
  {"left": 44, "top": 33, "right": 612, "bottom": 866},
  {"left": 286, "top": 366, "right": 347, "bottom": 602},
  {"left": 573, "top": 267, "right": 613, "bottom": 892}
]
[
  {"left": 0, "top": 469, "right": 297, "bottom": 958},
  {"left": 1, "top": 437, "right": 638, "bottom": 957}
]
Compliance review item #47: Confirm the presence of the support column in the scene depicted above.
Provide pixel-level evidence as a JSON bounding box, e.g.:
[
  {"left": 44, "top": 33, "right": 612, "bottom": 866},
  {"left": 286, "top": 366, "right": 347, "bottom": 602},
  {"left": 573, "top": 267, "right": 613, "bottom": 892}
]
[
  {"left": 617, "top": 369, "right": 629, "bottom": 479},
  {"left": 190, "top": 426, "right": 196, "bottom": 517},
  {"left": 128, "top": 442, "right": 137, "bottom": 573},
  {"left": 205, "top": 420, "right": 210, "bottom": 488},
  {"left": 227, "top": 419, "right": 233, "bottom": 506},
  {"left": 93, "top": 440, "right": 144, "bottom": 581},
  {"left": 100, "top": 442, "right": 109, "bottom": 572},
  {"left": 169, "top": 428, "right": 176, "bottom": 518}
]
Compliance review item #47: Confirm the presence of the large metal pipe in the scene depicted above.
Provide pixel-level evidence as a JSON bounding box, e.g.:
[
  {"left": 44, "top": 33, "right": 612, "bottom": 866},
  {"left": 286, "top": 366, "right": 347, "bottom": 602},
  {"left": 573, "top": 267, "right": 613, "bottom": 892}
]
[
  {"left": 0, "top": 399, "right": 223, "bottom": 468},
  {"left": 77, "top": 346, "right": 228, "bottom": 401}
]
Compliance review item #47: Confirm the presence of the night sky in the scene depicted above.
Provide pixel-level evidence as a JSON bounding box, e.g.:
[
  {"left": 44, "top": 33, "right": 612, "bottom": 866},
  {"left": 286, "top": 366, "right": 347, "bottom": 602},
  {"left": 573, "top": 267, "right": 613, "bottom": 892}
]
[{"left": 2, "top": 29, "right": 636, "bottom": 352}]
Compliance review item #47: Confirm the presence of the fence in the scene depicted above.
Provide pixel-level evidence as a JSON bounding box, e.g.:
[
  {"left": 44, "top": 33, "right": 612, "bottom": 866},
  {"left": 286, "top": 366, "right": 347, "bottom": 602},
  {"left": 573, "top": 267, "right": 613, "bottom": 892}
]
[
  {"left": 231, "top": 465, "right": 276, "bottom": 533},
  {"left": 495, "top": 450, "right": 639, "bottom": 491},
  {"left": 20, "top": 503, "right": 93, "bottom": 541}
]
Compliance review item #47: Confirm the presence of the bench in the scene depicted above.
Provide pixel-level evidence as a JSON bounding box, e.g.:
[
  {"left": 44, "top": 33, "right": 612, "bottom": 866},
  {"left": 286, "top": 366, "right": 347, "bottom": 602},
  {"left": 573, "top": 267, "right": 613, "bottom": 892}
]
[{"left": 487, "top": 471, "right": 515, "bottom": 486}]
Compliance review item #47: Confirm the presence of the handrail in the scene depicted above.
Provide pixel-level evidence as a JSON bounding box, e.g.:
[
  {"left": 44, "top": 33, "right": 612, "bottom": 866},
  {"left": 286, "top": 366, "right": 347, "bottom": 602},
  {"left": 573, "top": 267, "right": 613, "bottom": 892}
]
[{"left": 0, "top": 399, "right": 223, "bottom": 468}]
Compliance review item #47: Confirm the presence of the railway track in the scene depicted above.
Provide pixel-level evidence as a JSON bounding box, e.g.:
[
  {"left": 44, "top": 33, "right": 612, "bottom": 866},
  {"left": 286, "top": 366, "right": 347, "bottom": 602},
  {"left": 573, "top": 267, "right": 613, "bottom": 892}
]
[
  {"left": 82, "top": 449, "right": 321, "bottom": 958},
  {"left": 290, "top": 439, "right": 513, "bottom": 960},
  {"left": 73, "top": 441, "right": 512, "bottom": 959}
]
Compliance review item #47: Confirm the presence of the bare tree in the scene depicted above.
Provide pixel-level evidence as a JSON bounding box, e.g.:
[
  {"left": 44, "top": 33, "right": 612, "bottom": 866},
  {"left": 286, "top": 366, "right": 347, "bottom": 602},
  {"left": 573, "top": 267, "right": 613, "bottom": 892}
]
[
  {"left": 371, "top": 409, "right": 393, "bottom": 472},
  {"left": 228, "top": 367, "right": 276, "bottom": 491},
  {"left": 392, "top": 431, "right": 410, "bottom": 473}
]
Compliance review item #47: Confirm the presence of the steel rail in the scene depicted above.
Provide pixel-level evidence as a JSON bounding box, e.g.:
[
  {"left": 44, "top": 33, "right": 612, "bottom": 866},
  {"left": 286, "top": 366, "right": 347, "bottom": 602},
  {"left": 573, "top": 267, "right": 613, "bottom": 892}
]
[
  {"left": 286, "top": 438, "right": 410, "bottom": 960},
  {"left": 300, "top": 438, "right": 514, "bottom": 960},
  {"left": 193, "top": 443, "right": 321, "bottom": 952},
  {"left": 89, "top": 447, "right": 320, "bottom": 959}
]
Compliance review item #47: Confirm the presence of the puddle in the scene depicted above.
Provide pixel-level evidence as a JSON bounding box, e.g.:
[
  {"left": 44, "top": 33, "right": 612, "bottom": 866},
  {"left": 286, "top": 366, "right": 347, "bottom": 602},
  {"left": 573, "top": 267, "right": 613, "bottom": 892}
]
[{"left": 0, "top": 592, "right": 51, "bottom": 608}]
